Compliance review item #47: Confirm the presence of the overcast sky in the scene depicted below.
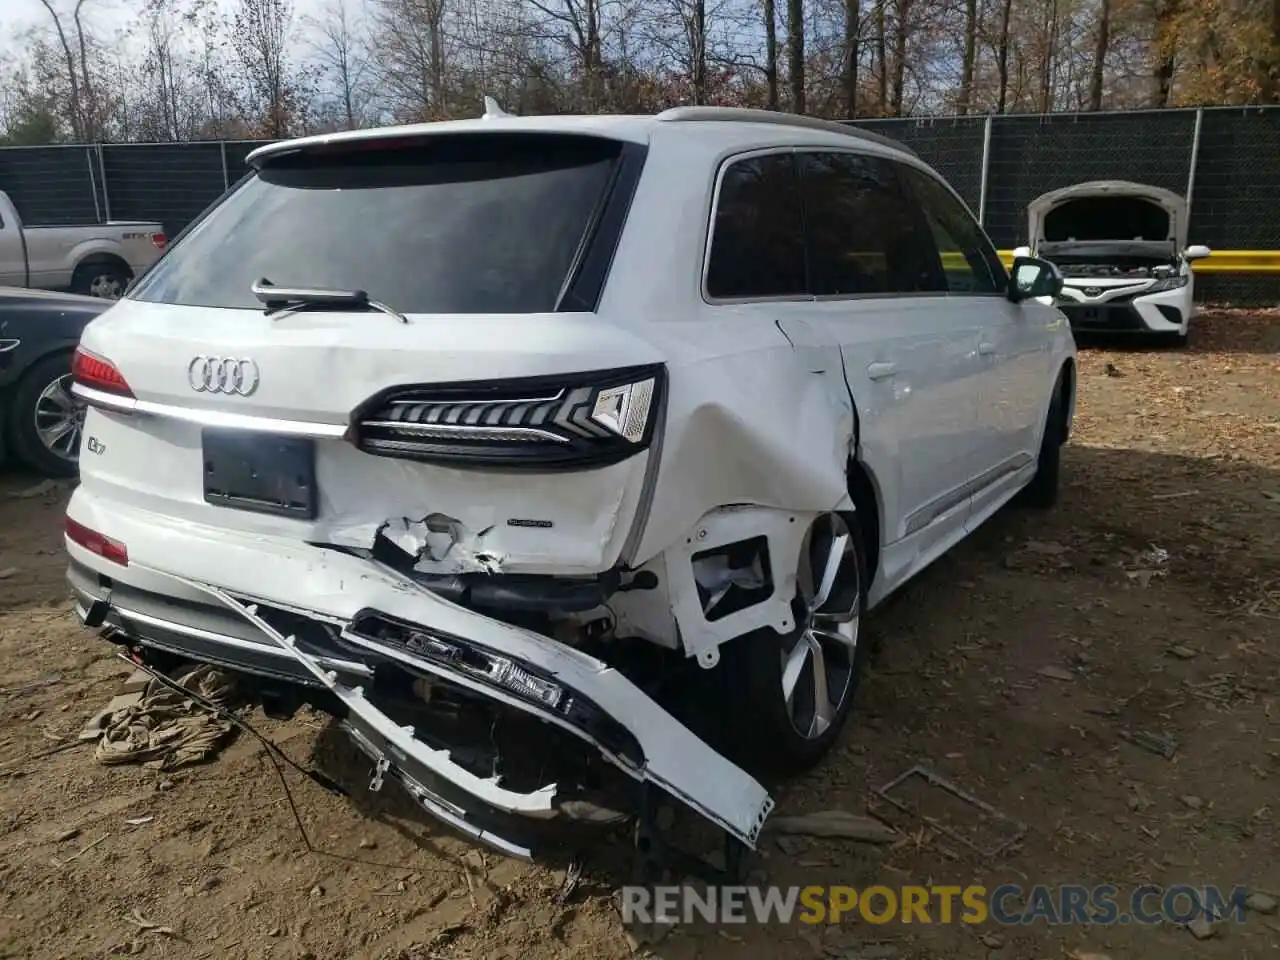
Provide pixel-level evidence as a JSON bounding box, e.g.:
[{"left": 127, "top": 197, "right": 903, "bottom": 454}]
[
  {"left": 3, "top": 0, "right": 142, "bottom": 50},
  {"left": 0, "top": 0, "right": 329, "bottom": 58}
]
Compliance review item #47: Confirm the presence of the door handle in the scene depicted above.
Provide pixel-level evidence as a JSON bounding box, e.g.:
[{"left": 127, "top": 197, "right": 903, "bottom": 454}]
[
  {"left": 867, "top": 361, "right": 898, "bottom": 380},
  {"left": 978, "top": 341, "right": 997, "bottom": 356}
]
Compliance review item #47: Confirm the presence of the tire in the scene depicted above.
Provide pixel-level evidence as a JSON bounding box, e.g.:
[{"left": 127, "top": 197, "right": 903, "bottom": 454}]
[
  {"left": 1019, "top": 381, "right": 1065, "bottom": 509},
  {"left": 7, "top": 353, "right": 83, "bottom": 478},
  {"left": 712, "top": 511, "right": 870, "bottom": 780},
  {"left": 71, "top": 260, "right": 130, "bottom": 299}
]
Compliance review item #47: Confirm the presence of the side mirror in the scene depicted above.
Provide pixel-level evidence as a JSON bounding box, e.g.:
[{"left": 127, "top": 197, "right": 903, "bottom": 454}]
[
  {"left": 1008, "top": 256, "right": 1063, "bottom": 304},
  {"left": 1184, "top": 244, "right": 1212, "bottom": 261},
  {"left": 1012, "top": 245, "right": 1032, "bottom": 259}
]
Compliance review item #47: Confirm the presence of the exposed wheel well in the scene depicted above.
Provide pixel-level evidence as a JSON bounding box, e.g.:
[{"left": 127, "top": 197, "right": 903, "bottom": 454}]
[
  {"left": 845, "top": 457, "right": 881, "bottom": 594},
  {"left": 73, "top": 253, "right": 132, "bottom": 279}
]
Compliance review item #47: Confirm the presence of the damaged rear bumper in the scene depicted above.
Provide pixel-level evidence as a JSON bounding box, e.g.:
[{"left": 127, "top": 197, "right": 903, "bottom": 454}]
[{"left": 65, "top": 490, "right": 774, "bottom": 855}]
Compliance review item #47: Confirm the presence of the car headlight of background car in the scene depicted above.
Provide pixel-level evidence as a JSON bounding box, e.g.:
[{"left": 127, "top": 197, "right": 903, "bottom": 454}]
[{"left": 1145, "top": 274, "right": 1189, "bottom": 293}]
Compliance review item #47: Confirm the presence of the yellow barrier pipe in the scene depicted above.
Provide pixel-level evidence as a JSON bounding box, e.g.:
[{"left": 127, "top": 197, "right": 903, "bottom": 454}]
[{"left": 993, "top": 250, "right": 1280, "bottom": 273}]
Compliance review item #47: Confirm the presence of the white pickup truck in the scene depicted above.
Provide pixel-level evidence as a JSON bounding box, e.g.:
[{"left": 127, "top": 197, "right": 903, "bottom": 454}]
[{"left": 0, "top": 190, "right": 167, "bottom": 298}]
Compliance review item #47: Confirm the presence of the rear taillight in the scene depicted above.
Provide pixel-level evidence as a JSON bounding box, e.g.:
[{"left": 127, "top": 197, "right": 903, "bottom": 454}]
[
  {"left": 72, "top": 347, "right": 135, "bottom": 409},
  {"left": 151, "top": 232, "right": 167, "bottom": 249},
  {"left": 65, "top": 516, "right": 129, "bottom": 566},
  {"left": 349, "top": 365, "right": 665, "bottom": 470}
]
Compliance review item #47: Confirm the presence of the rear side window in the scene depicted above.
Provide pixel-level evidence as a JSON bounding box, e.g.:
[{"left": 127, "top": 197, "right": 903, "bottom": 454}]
[
  {"left": 129, "top": 134, "right": 625, "bottom": 313},
  {"left": 705, "top": 154, "right": 807, "bottom": 299},
  {"left": 898, "top": 165, "right": 1004, "bottom": 294},
  {"left": 798, "top": 151, "right": 944, "bottom": 296}
]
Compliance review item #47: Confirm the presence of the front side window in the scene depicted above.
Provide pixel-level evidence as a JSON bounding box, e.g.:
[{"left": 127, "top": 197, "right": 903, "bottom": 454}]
[
  {"left": 705, "top": 153, "right": 807, "bottom": 300},
  {"left": 899, "top": 165, "right": 1005, "bottom": 294},
  {"left": 128, "top": 134, "right": 624, "bottom": 314},
  {"left": 798, "top": 151, "right": 944, "bottom": 296}
]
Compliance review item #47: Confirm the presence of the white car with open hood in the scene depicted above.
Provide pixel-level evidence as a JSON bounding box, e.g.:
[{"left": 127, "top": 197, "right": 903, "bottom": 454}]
[
  {"left": 1016, "top": 180, "right": 1211, "bottom": 345},
  {"left": 64, "top": 105, "right": 1076, "bottom": 861}
]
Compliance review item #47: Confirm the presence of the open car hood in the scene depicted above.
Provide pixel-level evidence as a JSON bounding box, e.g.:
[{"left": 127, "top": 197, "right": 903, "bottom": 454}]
[{"left": 1027, "top": 180, "right": 1187, "bottom": 253}]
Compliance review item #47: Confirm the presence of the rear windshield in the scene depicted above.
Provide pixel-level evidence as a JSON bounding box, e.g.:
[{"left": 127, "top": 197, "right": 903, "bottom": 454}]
[{"left": 129, "top": 134, "right": 623, "bottom": 313}]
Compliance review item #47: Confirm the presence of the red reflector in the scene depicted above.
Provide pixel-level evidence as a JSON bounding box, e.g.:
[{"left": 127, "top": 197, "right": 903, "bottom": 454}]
[
  {"left": 72, "top": 347, "right": 135, "bottom": 398},
  {"left": 151, "top": 232, "right": 167, "bottom": 249},
  {"left": 65, "top": 516, "right": 129, "bottom": 566}
]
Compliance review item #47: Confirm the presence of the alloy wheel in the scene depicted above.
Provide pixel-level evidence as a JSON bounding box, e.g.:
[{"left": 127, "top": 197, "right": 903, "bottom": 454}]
[
  {"left": 88, "top": 274, "right": 124, "bottom": 299},
  {"left": 780, "top": 513, "right": 861, "bottom": 740},
  {"left": 34, "top": 373, "right": 84, "bottom": 463}
]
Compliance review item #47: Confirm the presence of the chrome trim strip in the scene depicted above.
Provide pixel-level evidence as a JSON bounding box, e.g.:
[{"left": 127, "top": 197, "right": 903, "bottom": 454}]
[
  {"left": 904, "top": 452, "right": 1034, "bottom": 535},
  {"left": 0, "top": 339, "right": 20, "bottom": 353},
  {"left": 70, "top": 383, "right": 137, "bottom": 412},
  {"left": 72, "top": 383, "right": 348, "bottom": 439},
  {"left": 101, "top": 601, "right": 374, "bottom": 678}
]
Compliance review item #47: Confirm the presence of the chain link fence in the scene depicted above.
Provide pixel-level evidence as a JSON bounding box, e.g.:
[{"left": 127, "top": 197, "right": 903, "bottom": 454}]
[
  {"left": 859, "top": 106, "right": 1280, "bottom": 304},
  {"left": 3, "top": 109, "right": 1280, "bottom": 303},
  {"left": 854, "top": 115, "right": 988, "bottom": 214}
]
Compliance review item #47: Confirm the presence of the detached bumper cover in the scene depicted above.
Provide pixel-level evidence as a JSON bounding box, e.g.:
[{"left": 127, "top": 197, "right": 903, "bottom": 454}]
[{"left": 66, "top": 489, "right": 774, "bottom": 852}]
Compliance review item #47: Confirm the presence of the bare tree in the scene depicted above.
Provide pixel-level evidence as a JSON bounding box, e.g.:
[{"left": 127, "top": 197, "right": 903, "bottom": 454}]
[
  {"left": 372, "top": 0, "right": 450, "bottom": 118},
  {"left": 763, "top": 0, "right": 780, "bottom": 108},
  {"left": 1038, "top": 0, "right": 1060, "bottom": 111},
  {"left": 653, "top": 0, "right": 709, "bottom": 103},
  {"left": 842, "top": 0, "right": 860, "bottom": 115},
  {"left": 233, "top": 0, "right": 296, "bottom": 136},
  {"left": 1088, "top": 0, "right": 1112, "bottom": 109},
  {"left": 995, "top": 0, "right": 1013, "bottom": 111},
  {"left": 786, "top": 0, "right": 805, "bottom": 111},
  {"left": 525, "top": 0, "right": 608, "bottom": 110},
  {"left": 34, "top": 0, "right": 91, "bottom": 139},
  {"left": 889, "top": 0, "right": 909, "bottom": 114},
  {"left": 872, "top": 0, "right": 887, "bottom": 112},
  {"left": 958, "top": 0, "right": 977, "bottom": 113},
  {"left": 7, "top": 0, "right": 1280, "bottom": 145},
  {"left": 309, "top": 0, "right": 373, "bottom": 127}
]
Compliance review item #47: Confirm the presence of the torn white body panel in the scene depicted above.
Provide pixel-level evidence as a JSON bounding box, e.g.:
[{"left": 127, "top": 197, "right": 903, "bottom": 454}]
[{"left": 65, "top": 488, "right": 775, "bottom": 847}]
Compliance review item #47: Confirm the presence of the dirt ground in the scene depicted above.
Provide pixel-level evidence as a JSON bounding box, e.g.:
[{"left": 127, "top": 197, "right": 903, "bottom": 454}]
[{"left": 2, "top": 310, "right": 1279, "bottom": 960}]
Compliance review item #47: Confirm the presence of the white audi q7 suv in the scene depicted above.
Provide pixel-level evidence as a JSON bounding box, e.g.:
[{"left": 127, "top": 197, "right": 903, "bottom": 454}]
[{"left": 64, "top": 105, "right": 1076, "bottom": 858}]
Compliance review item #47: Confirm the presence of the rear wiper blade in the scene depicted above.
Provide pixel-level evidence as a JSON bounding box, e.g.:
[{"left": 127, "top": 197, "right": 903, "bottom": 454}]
[{"left": 251, "top": 278, "right": 408, "bottom": 324}]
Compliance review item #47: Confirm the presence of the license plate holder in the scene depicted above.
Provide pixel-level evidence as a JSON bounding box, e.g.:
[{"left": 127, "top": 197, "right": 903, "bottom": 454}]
[
  {"left": 202, "top": 429, "right": 317, "bottom": 520},
  {"left": 1076, "top": 307, "right": 1101, "bottom": 323}
]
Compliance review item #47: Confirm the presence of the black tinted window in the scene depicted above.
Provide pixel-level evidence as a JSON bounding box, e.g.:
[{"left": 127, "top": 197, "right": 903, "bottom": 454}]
[
  {"left": 899, "top": 165, "right": 1004, "bottom": 294},
  {"left": 798, "top": 151, "right": 943, "bottom": 296},
  {"left": 706, "top": 154, "right": 807, "bottom": 299},
  {"left": 129, "top": 134, "right": 622, "bottom": 313}
]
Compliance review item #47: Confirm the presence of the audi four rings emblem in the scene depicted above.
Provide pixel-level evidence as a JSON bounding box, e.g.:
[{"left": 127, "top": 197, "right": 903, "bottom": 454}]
[{"left": 187, "top": 356, "right": 261, "bottom": 396}]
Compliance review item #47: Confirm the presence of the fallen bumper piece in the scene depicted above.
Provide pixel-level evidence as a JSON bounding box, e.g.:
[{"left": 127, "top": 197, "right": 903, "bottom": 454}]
[{"left": 67, "top": 512, "right": 773, "bottom": 855}]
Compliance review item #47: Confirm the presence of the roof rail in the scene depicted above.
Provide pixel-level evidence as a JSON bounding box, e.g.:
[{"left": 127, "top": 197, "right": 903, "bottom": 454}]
[{"left": 653, "top": 106, "right": 918, "bottom": 158}]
